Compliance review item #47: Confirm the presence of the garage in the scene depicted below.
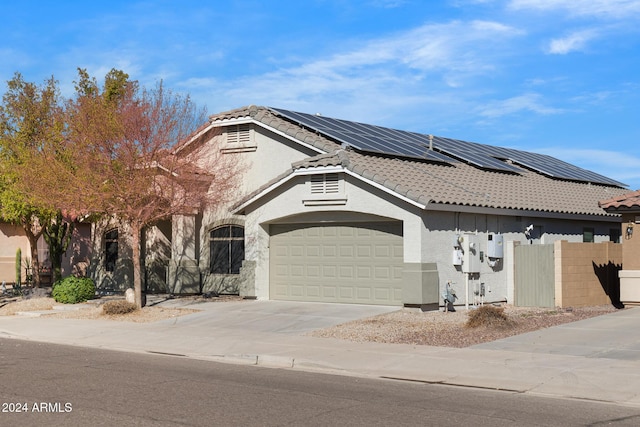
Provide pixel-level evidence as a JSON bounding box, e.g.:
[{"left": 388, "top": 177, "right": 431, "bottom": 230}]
[{"left": 269, "top": 222, "right": 403, "bottom": 305}]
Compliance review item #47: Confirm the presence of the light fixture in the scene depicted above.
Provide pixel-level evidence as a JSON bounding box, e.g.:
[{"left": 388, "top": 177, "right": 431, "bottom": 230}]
[{"left": 626, "top": 222, "right": 634, "bottom": 239}]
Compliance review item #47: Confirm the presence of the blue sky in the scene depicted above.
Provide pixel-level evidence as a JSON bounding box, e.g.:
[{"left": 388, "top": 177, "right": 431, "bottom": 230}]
[{"left": 2, "top": 0, "right": 640, "bottom": 189}]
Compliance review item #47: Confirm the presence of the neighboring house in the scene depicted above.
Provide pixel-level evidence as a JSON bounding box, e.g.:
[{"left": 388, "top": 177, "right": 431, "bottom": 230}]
[
  {"left": 18, "top": 105, "right": 628, "bottom": 307},
  {"left": 599, "top": 190, "right": 640, "bottom": 303},
  {"left": 0, "top": 222, "right": 92, "bottom": 286}
]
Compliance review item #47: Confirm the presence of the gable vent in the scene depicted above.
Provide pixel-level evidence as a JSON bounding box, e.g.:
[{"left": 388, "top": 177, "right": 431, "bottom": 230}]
[
  {"left": 227, "top": 124, "right": 251, "bottom": 145},
  {"left": 311, "top": 173, "right": 340, "bottom": 194}
]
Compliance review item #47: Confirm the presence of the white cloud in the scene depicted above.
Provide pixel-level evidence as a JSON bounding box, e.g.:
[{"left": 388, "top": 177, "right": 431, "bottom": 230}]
[
  {"left": 477, "top": 93, "right": 563, "bottom": 118},
  {"left": 203, "top": 19, "right": 524, "bottom": 116},
  {"left": 508, "top": 0, "right": 640, "bottom": 19},
  {"left": 547, "top": 29, "right": 597, "bottom": 54}
]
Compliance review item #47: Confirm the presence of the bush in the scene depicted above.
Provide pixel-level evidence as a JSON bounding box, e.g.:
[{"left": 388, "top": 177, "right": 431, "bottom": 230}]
[
  {"left": 102, "top": 300, "right": 138, "bottom": 315},
  {"left": 52, "top": 277, "right": 96, "bottom": 304},
  {"left": 466, "top": 305, "right": 514, "bottom": 329}
]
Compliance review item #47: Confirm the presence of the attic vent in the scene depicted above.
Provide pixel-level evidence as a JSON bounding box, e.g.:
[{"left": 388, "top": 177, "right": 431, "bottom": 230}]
[
  {"left": 221, "top": 123, "right": 257, "bottom": 154},
  {"left": 304, "top": 173, "right": 346, "bottom": 206},
  {"left": 311, "top": 173, "right": 340, "bottom": 194},
  {"left": 227, "top": 124, "right": 251, "bottom": 145}
]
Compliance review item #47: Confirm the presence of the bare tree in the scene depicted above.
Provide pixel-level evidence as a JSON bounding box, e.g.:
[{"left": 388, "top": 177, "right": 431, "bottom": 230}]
[{"left": 25, "top": 69, "right": 239, "bottom": 307}]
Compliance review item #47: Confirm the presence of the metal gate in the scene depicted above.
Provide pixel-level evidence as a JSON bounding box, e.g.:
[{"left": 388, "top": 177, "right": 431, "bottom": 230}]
[{"left": 514, "top": 244, "right": 555, "bottom": 307}]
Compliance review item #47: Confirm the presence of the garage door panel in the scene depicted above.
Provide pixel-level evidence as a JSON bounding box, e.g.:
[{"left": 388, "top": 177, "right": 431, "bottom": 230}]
[
  {"left": 270, "top": 222, "right": 403, "bottom": 306},
  {"left": 374, "top": 266, "right": 392, "bottom": 280},
  {"left": 356, "top": 287, "right": 372, "bottom": 300},
  {"left": 374, "top": 288, "right": 391, "bottom": 301},
  {"left": 357, "top": 266, "right": 372, "bottom": 278},
  {"left": 339, "top": 266, "right": 354, "bottom": 278},
  {"left": 340, "top": 246, "right": 354, "bottom": 257}
]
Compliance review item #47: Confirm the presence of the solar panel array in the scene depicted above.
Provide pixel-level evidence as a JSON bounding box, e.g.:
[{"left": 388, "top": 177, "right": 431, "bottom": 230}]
[{"left": 269, "top": 107, "right": 626, "bottom": 188}]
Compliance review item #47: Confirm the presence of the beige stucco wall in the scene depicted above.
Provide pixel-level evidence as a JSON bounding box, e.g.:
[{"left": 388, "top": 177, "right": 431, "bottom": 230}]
[
  {"left": 241, "top": 171, "right": 429, "bottom": 301},
  {"left": 617, "top": 212, "right": 640, "bottom": 303},
  {"left": 239, "top": 168, "right": 623, "bottom": 305},
  {"left": 0, "top": 223, "right": 30, "bottom": 284},
  {"left": 165, "top": 121, "right": 325, "bottom": 294},
  {"left": 620, "top": 213, "right": 640, "bottom": 269},
  {"left": 136, "top": 119, "right": 625, "bottom": 302},
  {"left": 1, "top": 222, "right": 93, "bottom": 286}
]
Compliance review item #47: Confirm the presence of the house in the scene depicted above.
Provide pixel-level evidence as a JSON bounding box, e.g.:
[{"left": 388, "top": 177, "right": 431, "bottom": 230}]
[
  {"left": 7, "top": 105, "right": 628, "bottom": 308},
  {"left": 0, "top": 221, "right": 91, "bottom": 286},
  {"left": 599, "top": 190, "right": 640, "bottom": 303}
]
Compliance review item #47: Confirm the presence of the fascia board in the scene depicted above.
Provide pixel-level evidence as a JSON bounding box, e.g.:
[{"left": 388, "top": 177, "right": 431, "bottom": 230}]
[
  {"left": 234, "top": 164, "right": 427, "bottom": 214},
  {"left": 296, "top": 166, "right": 428, "bottom": 210},
  {"left": 292, "top": 166, "right": 344, "bottom": 176},
  {"left": 425, "top": 202, "right": 622, "bottom": 222},
  {"left": 232, "top": 173, "right": 298, "bottom": 214},
  {"left": 342, "top": 169, "right": 427, "bottom": 210},
  {"left": 174, "top": 123, "right": 216, "bottom": 154}
]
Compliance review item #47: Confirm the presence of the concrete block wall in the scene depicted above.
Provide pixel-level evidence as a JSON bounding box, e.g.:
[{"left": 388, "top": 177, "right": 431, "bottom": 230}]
[{"left": 555, "top": 241, "right": 621, "bottom": 308}]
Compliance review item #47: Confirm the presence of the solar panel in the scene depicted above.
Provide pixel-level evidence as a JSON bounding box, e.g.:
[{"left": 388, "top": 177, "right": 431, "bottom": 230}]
[
  {"left": 270, "top": 107, "right": 454, "bottom": 163},
  {"left": 269, "top": 107, "right": 626, "bottom": 187},
  {"left": 431, "top": 136, "right": 522, "bottom": 173},
  {"left": 504, "top": 151, "right": 625, "bottom": 187}
]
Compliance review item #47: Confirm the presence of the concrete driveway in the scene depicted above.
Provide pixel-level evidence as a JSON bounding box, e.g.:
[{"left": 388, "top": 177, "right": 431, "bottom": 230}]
[
  {"left": 472, "top": 306, "right": 640, "bottom": 361},
  {"left": 151, "top": 298, "right": 400, "bottom": 335}
]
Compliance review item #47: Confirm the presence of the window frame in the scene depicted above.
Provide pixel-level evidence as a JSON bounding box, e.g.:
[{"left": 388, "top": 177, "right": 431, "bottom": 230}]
[
  {"left": 105, "top": 229, "right": 118, "bottom": 272},
  {"left": 209, "top": 225, "right": 245, "bottom": 275},
  {"left": 583, "top": 227, "right": 595, "bottom": 243}
]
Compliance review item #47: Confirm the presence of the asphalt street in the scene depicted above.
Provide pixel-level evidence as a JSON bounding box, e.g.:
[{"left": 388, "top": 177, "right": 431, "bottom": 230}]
[{"left": 2, "top": 339, "right": 640, "bottom": 427}]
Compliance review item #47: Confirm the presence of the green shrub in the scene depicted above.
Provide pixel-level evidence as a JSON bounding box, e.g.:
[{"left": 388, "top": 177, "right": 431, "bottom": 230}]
[
  {"left": 102, "top": 300, "right": 138, "bottom": 315},
  {"left": 466, "top": 305, "right": 514, "bottom": 329},
  {"left": 52, "top": 277, "right": 96, "bottom": 304}
]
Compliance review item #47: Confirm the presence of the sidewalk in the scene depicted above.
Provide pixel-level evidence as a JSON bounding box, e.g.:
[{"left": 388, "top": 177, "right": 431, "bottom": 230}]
[{"left": 1, "top": 299, "right": 639, "bottom": 408}]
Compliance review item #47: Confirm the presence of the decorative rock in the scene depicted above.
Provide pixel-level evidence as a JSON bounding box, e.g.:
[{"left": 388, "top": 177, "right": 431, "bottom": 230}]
[{"left": 125, "top": 288, "right": 135, "bottom": 304}]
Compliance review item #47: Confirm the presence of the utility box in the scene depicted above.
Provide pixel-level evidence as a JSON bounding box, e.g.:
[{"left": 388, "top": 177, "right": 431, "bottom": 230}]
[
  {"left": 461, "top": 234, "right": 480, "bottom": 273},
  {"left": 487, "top": 234, "right": 504, "bottom": 258}
]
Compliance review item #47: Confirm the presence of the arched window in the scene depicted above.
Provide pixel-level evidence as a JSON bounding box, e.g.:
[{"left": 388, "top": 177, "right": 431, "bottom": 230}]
[
  {"left": 105, "top": 229, "right": 118, "bottom": 272},
  {"left": 210, "top": 225, "right": 244, "bottom": 274}
]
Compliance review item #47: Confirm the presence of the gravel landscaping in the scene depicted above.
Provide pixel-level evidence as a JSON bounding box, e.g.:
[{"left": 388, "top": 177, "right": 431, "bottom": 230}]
[
  {"left": 0, "top": 295, "right": 622, "bottom": 347},
  {"left": 310, "top": 304, "right": 622, "bottom": 347}
]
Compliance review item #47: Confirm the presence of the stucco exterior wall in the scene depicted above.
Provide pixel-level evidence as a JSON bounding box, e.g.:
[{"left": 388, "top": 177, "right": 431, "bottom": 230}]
[
  {"left": 0, "top": 223, "right": 29, "bottom": 284},
  {"left": 617, "top": 213, "right": 640, "bottom": 303},
  {"left": 1, "top": 222, "right": 93, "bottom": 286},
  {"left": 620, "top": 213, "right": 640, "bottom": 269},
  {"left": 242, "top": 172, "right": 429, "bottom": 301},
  {"left": 239, "top": 169, "right": 621, "bottom": 305},
  {"left": 89, "top": 220, "right": 134, "bottom": 293},
  {"left": 170, "top": 123, "right": 324, "bottom": 294},
  {"left": 423, "top": 211, "right": 619, "bottom": 306}
]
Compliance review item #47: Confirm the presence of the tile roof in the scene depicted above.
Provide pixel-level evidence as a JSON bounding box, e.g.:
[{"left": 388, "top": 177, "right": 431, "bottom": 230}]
[
  {"left": 214, "top": 106, "right": 628, "bottom": 217},
  {"left": 599, "top": 190, "right": 640, "bottom": 211}
]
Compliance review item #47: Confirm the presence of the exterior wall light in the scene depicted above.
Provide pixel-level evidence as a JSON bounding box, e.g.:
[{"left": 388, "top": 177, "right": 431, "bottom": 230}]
[{"left": 626, "top": 222, "right": 634, "bottom": 240}]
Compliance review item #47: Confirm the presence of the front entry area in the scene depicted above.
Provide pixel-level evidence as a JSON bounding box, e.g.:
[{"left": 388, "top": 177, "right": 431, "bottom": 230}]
[{"left": 269, "top": 222, "right": 403, "bottom": 305}]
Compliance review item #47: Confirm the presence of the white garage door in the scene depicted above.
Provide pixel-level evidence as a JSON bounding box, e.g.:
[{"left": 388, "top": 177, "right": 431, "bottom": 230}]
[{"left": 269, "top": 222, "right": 403, "bottom": 305}]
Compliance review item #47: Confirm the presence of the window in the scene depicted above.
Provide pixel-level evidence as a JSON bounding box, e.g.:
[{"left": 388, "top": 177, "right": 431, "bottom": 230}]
[
  {"left": 105, "top": 229, "right": 118, "bottom": 272},
  {"left": 610, "top": 228, "right": 621, "bottom": 243},
  {"left": 210, "top": 225, "right": 244, "bottom": 274},
  {"left": 583, "top": 227, "right": 595, "bottom": 243}
]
